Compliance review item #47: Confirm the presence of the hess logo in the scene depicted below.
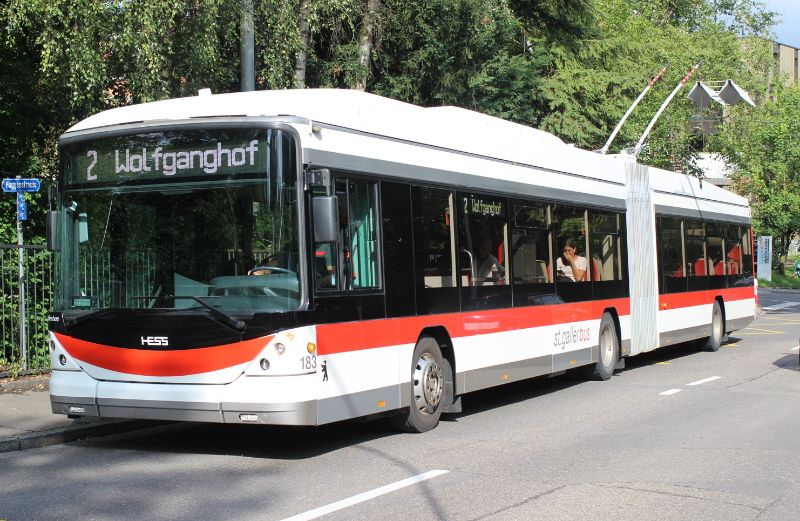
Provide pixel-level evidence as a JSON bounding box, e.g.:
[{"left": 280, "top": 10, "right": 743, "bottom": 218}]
[{"left": 141, "top": 336, "right": 169, "bottom": 347}]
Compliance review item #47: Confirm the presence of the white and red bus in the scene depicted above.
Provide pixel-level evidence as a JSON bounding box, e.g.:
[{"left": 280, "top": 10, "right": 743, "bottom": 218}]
[{"left": 48, "top": 89, "right": 755, "bottom": 432}]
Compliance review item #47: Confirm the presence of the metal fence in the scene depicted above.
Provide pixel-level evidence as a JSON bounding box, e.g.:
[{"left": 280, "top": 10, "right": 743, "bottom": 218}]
[{"left": 0, "top": 244, "right": 53, "bottom": 376}]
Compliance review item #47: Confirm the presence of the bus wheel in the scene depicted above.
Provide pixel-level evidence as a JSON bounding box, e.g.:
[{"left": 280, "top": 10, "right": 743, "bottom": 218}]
[
  {"left": 582, "top": 313, "right": 618, "bottom": 381},
  {"left": 703, "top": 301, "right": 724, "bottom": 352},
  {"left": 393, "top": 336, "right": 444, "bottom": 433}
]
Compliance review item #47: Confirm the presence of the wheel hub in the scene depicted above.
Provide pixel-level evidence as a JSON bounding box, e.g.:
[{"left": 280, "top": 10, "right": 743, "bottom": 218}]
[{"left": 413, "top": 353, "right": 443, "bottom": 415}]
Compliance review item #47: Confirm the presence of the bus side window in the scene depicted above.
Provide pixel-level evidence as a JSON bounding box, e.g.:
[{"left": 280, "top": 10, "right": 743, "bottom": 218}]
[
  {"left": 347, "top": 179, "right": 379, "bottom": 289},
  {"left": 658, "top": 216, "right": 686, "bottom": 294},
  {"left": 589, "top": 211, "right": 622, "bottom": 282},
  {"left": 313, "top": 176, "right": 380, "bottom": 292},
  {"left": 553, "top": 205, "right": 589, "bottom": 283},
  {"left": 458, "top": 193, "right": 508, "bottom": 287}
]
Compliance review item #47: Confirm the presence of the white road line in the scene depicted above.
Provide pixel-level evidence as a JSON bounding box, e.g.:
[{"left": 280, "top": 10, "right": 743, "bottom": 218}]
[
  {"left": 659, "top": 389, "right": 682, "bottom": 396},
  {"left": 280, "top": 469, "right": 449, "bottom": 521},
  {"left": 686, "top": 376, "right": 722, "bottom": 386},
  {"left": 762, "top": 302, "right": 800, "bottom": 311}
]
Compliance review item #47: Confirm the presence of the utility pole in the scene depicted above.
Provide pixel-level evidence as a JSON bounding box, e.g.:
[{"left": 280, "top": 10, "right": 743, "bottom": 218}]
[{"left": 240, "top": 0, "right": 255, "bottom": 92}]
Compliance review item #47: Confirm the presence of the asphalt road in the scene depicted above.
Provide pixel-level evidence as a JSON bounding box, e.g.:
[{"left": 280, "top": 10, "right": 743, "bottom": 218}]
[{"left": 2, "top": 289, "right": 799, "bottom": 521}]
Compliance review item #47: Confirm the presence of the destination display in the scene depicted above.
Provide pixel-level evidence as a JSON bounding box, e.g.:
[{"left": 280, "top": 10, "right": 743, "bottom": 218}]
[{"left": 66, "top": 129, "right": 269, "bottom": 185}]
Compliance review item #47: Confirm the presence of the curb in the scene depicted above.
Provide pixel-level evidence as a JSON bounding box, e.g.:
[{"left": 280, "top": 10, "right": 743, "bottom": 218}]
[
  {"left": 0, "top": 419, "right": 159, "bottom": 453},
  {"left": 0, "top": 376, "right": 49, "bottom": 394}
]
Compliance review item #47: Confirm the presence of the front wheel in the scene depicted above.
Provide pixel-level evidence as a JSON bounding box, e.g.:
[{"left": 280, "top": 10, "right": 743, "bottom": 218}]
[
  {"left": 392, "top": 336, "right": 444, "bottom": 433},
  {"left": 582, "top": 313, "right": 619, "bottom": 381}
]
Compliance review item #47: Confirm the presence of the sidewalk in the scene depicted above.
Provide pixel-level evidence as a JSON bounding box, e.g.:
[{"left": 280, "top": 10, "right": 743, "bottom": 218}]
[{"left": 0, "top": 377, "right": 153, "bottom": 453}]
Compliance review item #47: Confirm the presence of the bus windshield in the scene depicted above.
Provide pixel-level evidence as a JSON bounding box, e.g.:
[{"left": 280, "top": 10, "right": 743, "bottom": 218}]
[{"left": 56, "top": 128, "right": 301, "bottom": 314}]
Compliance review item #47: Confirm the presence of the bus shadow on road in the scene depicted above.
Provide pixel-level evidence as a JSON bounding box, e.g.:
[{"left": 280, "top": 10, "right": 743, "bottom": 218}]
[
  {"left": 772, "top": 353, "right": 799, "bottom": 371},
  {"left": 454, "top": 339, "right": 723, "bottom": 420},
  {"left": 82, "top": 417, "right": 399, "bottom": 459},
  {"left": 620, "top": 339, "right": 711, "bottom": 370},
  {"left": 449, "top": 374, "right": 583, "bottom": 420}
]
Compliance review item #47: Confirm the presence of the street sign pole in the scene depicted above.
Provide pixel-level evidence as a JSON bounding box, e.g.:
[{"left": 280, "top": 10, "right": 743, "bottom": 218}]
[
  {"left": 2, "top": 176, "right": 40, "bottom": 371},
  {"left": 16, "top": 181, "right": 26, "bottom": 370}
]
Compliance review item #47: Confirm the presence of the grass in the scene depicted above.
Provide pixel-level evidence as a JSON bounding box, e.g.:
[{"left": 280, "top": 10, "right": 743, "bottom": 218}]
[{"left": 758, "top": 270, "right": 800, "bottom": 289}]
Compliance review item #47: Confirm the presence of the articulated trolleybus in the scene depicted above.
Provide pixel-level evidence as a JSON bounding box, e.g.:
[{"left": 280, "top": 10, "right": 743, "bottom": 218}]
[{"left": 48, "top": 89, "right": 755, "bottom": 432}]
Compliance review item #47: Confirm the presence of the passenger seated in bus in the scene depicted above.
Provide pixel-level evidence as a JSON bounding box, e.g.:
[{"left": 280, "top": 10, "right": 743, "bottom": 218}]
[
  {"left": 555, "top": 238, "right": 586, "bottom": 282},
  {"left": 475, "top": 238, "right": 504, "bottom": 285}
]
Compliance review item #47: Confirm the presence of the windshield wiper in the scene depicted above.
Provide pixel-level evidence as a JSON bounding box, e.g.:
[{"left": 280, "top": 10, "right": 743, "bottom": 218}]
[
  {"left": 168, "top": 296, "right": 247, "bottom": 332},
  {"left": 132, "top": 295, "right": 246, "bottom": 332},
  {"left": 63, "top": 308, "right": 112, "bottom": 330}
]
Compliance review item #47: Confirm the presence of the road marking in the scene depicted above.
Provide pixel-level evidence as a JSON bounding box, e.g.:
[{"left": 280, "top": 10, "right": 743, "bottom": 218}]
[
  {"left": 280, "top": 470, "right": 449, "bottom": 521},
  {"left": 722, "top": 343, "right": 738, "bottom": 348},
  {"left": 686, "top": 376, "right": 722, "bottom": 386},
  {"left": 656, "top": 361, "right": 672, "bottom": 365},
  {"left": 659, "top": 389, "right": 682, "bottom": 396},
  {"left": 762, "top": 302, "right": 800, "bottom": 311},
  {"left": 739, "top": 328, "right": 785, "bottom": 334}
]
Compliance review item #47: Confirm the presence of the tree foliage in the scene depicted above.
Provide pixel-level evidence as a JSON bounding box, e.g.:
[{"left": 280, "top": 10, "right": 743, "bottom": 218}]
[
  {"left": 716, "top": 83, "right": 800, "bottom": 254},
  {"left": 0, "top": 0, "right": 781, "bottom": 245}
]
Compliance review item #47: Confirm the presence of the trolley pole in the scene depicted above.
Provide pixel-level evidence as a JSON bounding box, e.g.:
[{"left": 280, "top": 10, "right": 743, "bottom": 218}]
[
  {"left": 600, "top": 65, "right": 668, "bottom": 155},
  {"left": 632, "top": 63, "right": 701, "bottom": 158}
]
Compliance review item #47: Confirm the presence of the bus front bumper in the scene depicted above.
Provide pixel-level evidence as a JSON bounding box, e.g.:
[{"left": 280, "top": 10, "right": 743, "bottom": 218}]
[{"left": 49, "top": 369, "right": 319, "bottom": 426}]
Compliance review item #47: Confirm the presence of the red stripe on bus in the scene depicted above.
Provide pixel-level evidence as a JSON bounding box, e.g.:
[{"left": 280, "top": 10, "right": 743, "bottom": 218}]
[
  {"left": 316, "top": 298, "right": 631, "bottom": 355},
  {"left": 659, "top": 286, "right": 754, "bottom": 310},
  {"left": 55, "top": 333, "right": 270, "bottom": 377}
]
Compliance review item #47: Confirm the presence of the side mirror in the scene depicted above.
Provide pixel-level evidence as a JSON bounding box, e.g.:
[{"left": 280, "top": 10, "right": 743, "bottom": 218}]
[
  {"left": 46, "top": 211, "right": 59, "bottom": 251},
  {"left": 77, "top": 213, "right": 89, "bottom": 243},
  {"left": 312, "top": 195, "right": 339, "bottom": 243}
]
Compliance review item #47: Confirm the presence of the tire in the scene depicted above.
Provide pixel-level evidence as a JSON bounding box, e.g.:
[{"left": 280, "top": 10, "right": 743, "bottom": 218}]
[
  {"left": 392, "top": 336, "right": 445, "bottom": 433},
  {"left": 582, "top": 313, "right": 619, "bottom": 381},
  {"left": 703, "top": 300, "right": 724, "bottom": 352}
]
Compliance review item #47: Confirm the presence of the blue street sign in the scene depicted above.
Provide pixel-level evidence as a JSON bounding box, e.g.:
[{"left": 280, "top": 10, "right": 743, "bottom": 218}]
[
  {"left": 17, "top": 192, "right": 28, "bottom": 221},
  {"left": 2, "top": 178, "right": 41, "bottom": 193}
]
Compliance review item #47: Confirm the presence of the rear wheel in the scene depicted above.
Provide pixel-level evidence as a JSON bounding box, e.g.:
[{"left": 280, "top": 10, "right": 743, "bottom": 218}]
[
  {"left": 703, "top": 300, "right": 724, "bottom": 352},
  {"left": 393, "top": 336, "right": 444, "bottom": 433},
  {"left": 582, "top": 313, "right": 619, "bottom": 381}
]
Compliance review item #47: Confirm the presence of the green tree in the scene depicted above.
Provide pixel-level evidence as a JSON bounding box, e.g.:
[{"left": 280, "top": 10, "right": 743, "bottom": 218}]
[
  {"left": 534, "top": 0, "right": 774, "bottom": 176},
  {"left": 716, "top": 83, "right": 800, "bottom": 256}
]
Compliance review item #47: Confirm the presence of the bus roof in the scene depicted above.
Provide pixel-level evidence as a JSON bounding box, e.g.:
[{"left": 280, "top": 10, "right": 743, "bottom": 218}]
[
  {"left": 67, "top": 88, "right": 564, "bottom": 148},
  {"left": 64, "top": 88, "right": 748, "bottom": 214}
]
